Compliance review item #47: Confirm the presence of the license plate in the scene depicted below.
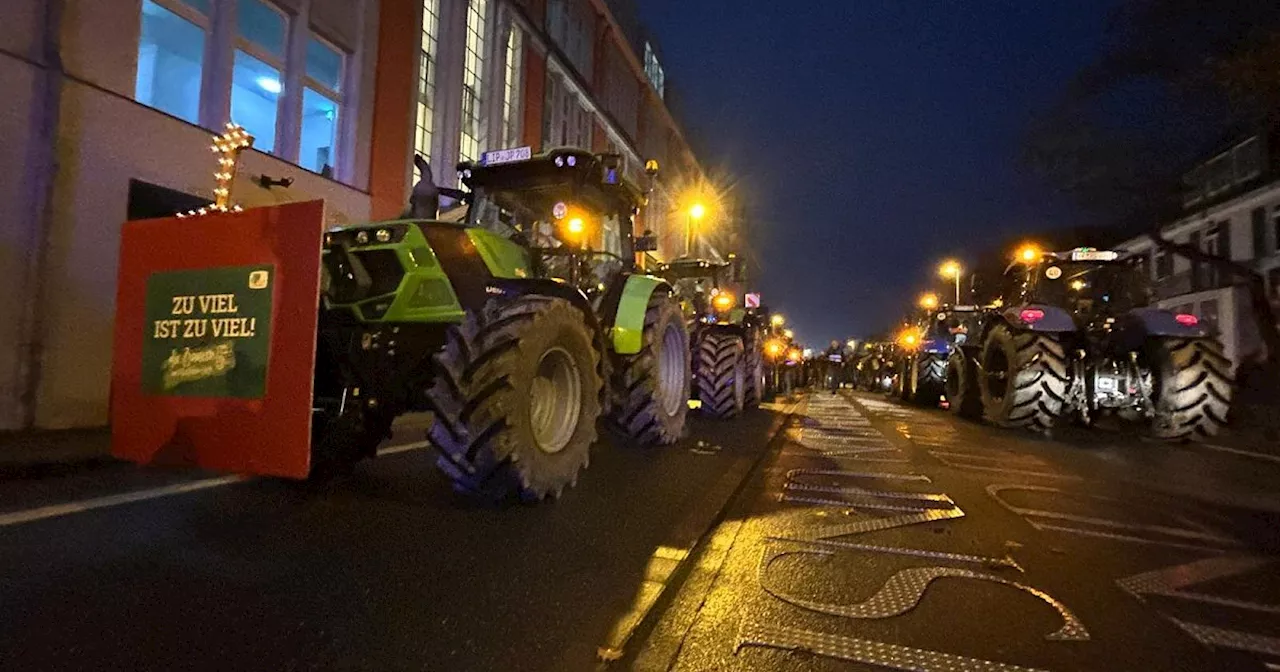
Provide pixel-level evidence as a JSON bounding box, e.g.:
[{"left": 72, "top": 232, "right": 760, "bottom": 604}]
[
  {"left": 480, "top": 146, "right": 532, "bottom": 166},
  {"left": 1071, "top": 250, "right": 1119, "bottom": 261},
  {"left": 1096, "top": 377, "right": 1117, "bottom": 392}
]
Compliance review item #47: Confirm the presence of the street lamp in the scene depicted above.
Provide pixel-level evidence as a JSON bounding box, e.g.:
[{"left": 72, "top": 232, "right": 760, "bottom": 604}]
[
  {"left": 783, "top": 328, "right": 794, "bottom": 339},
  {"left": 938, "top": 260, "right": 962, "bottom": 304},
  {"left": 685, "top": 202, "right": 706, "bottom": 256},
  {"left": 770, "top": 314, "right": 785, "bottom": 327}
]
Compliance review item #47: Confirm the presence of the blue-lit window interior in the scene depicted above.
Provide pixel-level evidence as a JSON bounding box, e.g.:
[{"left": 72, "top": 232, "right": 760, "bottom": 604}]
[
  {"left": 301, "top": 88, "right": 338, "bottom": 173},
  {"left": 230, "top": 51, "right": 280, "bottom": 152},
  {"left": 136, "top": 0, "right": 205, "bottom": 124},
  {"left": 306, "top": 37, "right": 343, "bottom": 91},
  {"left": 237, "top": 0, "right": 286, "bottom": 58}
]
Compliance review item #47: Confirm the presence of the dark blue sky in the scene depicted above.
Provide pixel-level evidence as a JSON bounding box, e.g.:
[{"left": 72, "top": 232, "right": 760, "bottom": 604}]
[{"left": 639, "top": 0, "right": 1117, "bottom": 346}]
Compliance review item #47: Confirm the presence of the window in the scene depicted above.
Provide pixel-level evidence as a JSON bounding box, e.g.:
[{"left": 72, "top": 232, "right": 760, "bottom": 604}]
[
  {"left": 602, "top": 214, "right": 621, "bottom": 256},
  {"left": 229, "top": 0, "right": 287, "bottom": 153},
  {"left": 300, "top": 36, "right": 344, "bottom": 174},
  {"left": 415, "top": 0, "right": 441, "bottom": 179},
  {"left": 1273, "top": 205, "right": 1280, "bottom": 254},
  {"left": 542, "top": 71, "right": 591, "bottom": 150},
  {"left": 136, "top": 0, "right": 206, "bottom": 124},
  {"left": 643, "top": 42, "right": 665, "bottom": 98},
  {"left": 1253, "top": 207, "right": 1268, "bottom": 259},
  {"left": 133, "top": 0, "right": 355, "bottom": 179},
  {"left": 547, "top": 0, "right": 593, "bottom": 79},
  {"left": 500, "top": 23, "right": 524, "bottom": 148},
  {"left": 458, "top": 0, "right": 489, "bottom": 164},
  {"left": 1154, "top": 248, "right": 1172, "bottom": 280}
]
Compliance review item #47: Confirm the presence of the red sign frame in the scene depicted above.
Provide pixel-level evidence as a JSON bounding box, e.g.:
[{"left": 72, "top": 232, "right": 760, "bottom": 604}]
[{"left": 111, "top": 200, "right": 324, "bottom": 478}]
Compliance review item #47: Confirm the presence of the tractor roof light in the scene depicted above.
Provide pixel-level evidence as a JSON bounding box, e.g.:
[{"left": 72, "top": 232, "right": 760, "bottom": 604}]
[
  {"left": 918, "top": 293, "right": 940, "bottom": 310},
  {"left": 1016, "top": 245, "right": 1042, "bottom": 263},
  {"left": 1019, "top": 308, "right": 1046, "bottom": 323},
  {"left": 898, "top": 330, "right": 920, "bottom": 349},
  {"left": 787, "top": 348, "right": 802, "bottom": 361},
  {"left": 1175, "top": 313, "right": 1199, "bottom": 326},
  {"left": 766, "top": 340, "right": 784, "bottom": 357},
  {"left": 567, "top": 217, "right": 585, "bottom": 235},
  {"left": 770, "top": 314, "right": 785, "bottom": 327}
]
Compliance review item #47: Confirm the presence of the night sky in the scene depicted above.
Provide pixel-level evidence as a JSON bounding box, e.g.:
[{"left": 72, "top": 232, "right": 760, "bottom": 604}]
[{"left": 639, "top": 0, "right": 1118, "bottom": 346}]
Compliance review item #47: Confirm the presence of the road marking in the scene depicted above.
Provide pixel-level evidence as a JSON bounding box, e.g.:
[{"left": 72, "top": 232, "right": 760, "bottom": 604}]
[
  {"left": 1199, "top": 443, "right": 1280, "bottom": 465},
  {"left": 0, "top": 440, "right": 430, "bottom": 528}
]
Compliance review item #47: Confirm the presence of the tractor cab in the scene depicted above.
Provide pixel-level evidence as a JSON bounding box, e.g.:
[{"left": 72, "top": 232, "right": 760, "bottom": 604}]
[
  {"left": 923, "top": 304, "right": 986, "bottom": 348},
  {"left": 659, "top": 257, "right": 742, "bottom": 323},
  {"left": 1005, "top": 247, "right": 1151, "bottom": 329},
  {"left": 457, "top": 147, "right": 658, "bottom": 297}
]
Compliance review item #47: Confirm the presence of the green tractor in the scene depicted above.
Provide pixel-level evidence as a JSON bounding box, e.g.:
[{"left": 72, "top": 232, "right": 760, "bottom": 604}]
[
  {"left": 313, "top": 147, "right": 691, "bottom": 500},
  {"left": 658, "top": 255, "right": 769, "bottom": 418}
]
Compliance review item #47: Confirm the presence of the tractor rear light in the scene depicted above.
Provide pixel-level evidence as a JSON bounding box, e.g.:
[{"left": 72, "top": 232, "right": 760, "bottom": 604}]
[
  {"left": 1019, "top": 308, "right": 1045, "bottom": 323},
  {"left": 1175, "top": 313, "right": 1199, "bottom": 326}
]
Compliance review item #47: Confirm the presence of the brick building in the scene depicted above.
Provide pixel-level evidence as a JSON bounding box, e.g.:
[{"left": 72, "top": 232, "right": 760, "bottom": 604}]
[{"left": 0, "top": 0, "right": 705, "bottom": 431}]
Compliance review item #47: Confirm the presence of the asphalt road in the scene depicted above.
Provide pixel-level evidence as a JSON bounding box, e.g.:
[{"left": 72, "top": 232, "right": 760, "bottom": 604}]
[
  {"left": 629, "top": 390, "right": 1280, "bottom": 672},
  {"left": 0, "top": 406, "right": 791, "bottom": 672}
]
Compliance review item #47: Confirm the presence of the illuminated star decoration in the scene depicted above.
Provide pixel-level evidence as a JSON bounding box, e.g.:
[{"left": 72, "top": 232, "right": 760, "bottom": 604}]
[{"left": 177, "top": 122, "right": 254, "bottom": 218}]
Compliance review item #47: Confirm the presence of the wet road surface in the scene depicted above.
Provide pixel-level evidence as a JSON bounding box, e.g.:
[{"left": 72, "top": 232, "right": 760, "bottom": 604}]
[
  {"left": 0, "top": 407, "right": 791, "bottom": 671},
  {"left": 631, "top": 391, "right": 1280, "bottom": 672}
]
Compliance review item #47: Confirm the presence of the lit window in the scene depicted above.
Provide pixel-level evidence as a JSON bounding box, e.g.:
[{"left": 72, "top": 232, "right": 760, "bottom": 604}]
[
  {"left": 501, "top": 23, "right": 523, "bottom": 148},
  {"left": 136, "top": 0, "right": 206, "bottom": 124},
  {"left": 458, "top": 0, "right": 488, "bottom": 164},
  {"left": 230, "top": 50, "right": 281, "bottom": 153},
  {"left": 237, "top": 0, "right": 286, "bottom": 58},
  {"left": 415, "top": 0, "right": 442, "bottom": 180},
  {"left": 300, "top": 35, "right": 343, "bottom": 175}
]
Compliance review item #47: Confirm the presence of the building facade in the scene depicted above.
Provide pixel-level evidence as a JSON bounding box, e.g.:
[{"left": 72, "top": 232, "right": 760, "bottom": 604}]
[
  {"left": 1117, "top": 131, "right": 1280, "bottom": 369},
  {"left": 1, "top": 0, "right": 704, "bottom": 431}
]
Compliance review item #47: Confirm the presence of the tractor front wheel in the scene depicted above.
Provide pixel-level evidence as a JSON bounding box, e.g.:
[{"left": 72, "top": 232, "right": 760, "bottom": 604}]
[
  {"left": 912, "top": 352, "right": 947, "bottom": 406},
  {"left": 425, "top": 295, "right": 602, "bottom": 501},
  {"left": 697, "top": 331, "right": 747, "bottom": 419},
  {"left": 608, "top": 292, "right": 691, "bottom": 446},
  {"left": 745, "top": 348, "right": 766, "bottom": 409},
  {"left": 944, "top": 350, "right": 982, "bottom": 419},
  {"left": 1147, "top": 337, "right": 1233, "bottom": 440},
  {"left": 978, "top": 324, "right": 1069, "bottom": 431}
]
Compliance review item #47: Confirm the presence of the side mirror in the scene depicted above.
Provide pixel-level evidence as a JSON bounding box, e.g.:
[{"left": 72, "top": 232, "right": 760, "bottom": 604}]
[{"left": 635, "top": 231, "right": 658, "bottom": 252}]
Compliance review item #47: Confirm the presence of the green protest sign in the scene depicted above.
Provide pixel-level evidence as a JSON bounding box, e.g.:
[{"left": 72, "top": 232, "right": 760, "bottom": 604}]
[{"left": 141, "top": 265, "right": 274, "bottom": 398}]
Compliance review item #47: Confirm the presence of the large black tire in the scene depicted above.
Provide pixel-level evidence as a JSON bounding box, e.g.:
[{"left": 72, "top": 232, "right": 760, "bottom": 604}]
[
  {"left": 911, "top": 352, "right": 947, "bottom": 406},
  {"left": 944, "top": 350, "right": 983, "bottom": 420},
  {"left": 425, "top": 295, "right": 602, "bottom": 501},
  {"left": 1148, "top": 337, "right": 1233, "bottom": 440},
  {"left": 978, "top": 323, "right": 1069, "bottom": 431},
  {"left": 608, "top": 292, "right": 691, "bottom": 446},
  {"left": 744, "top": 348, "right": 766, "bottom": 409},
  {"left": 894, "top": 357, "right": 912, "bottom": 401},
  {"left": 697, "top": 331, "right": 746, "bottom": 419}
]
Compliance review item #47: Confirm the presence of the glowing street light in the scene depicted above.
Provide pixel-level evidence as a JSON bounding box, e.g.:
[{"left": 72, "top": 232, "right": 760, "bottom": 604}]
[
  {"left": 783, "top": 328, "right": 794, "bottom": 339},
  {"left": 689, "top": 203, "right": 706, "bottom": 220},
  {"left": 938, "top": 260, "right": 962, "bottom": 304},
  {"left": 1016, "top": 244, "right": 1042, "bottom": 263},
  {"left": 685, "top": 201, "right": 707, "bottom": 256},
  {"left": 770, "top": 314, "right": 785, "bottom": 327}
]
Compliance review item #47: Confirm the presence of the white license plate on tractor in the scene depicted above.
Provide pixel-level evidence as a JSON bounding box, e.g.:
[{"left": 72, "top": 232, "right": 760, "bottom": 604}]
[
  {"left": 1070, "top": 250, "right": 1119, "bottom": 261},
  {"left": 481, "top": 146, "right": 532, "bottom": 166}
]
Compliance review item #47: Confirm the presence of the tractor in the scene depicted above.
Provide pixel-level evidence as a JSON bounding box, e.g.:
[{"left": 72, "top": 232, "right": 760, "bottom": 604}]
[
  {"left": 658, "top": 255, "right": 769, "bottom": 418},
  {"left": 853, "top": 341, "right": 896, "bottom": 393},
  {"left": 945, "top": 246, "right": 1233, "bottom": 439},
  {"left": 313, "top": 147, "right": 691, "bottom": 500},
  {"left": 894, "top": 303, "right": 988, "bottom": 407}
]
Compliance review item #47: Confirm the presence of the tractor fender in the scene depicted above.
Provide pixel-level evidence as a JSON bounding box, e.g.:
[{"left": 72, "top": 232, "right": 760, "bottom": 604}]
[
  {"left": 1119, "top": 307, "right": 1208, "bottom": 338},
  {"left": 606, "top": 274, "right": 673, "bottom": 355},
  {"left": 484, "top": 277, "right": 601, "bottom": 336},
  {"left": 1000, "top": 304, "right": 1076, "bottom": 333}
]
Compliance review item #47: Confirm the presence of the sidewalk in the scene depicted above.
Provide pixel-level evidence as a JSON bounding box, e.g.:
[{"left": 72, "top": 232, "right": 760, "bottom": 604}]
[{"left": 0, "top": 427, "right": 116, "bottom": 478}]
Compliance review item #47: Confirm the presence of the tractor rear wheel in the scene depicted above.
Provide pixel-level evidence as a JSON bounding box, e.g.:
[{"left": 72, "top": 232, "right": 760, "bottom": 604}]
[
  {"left": 744, "top": 348, "right": 766, "bottom": 409},
  {"left": 608, "top": 292, "right": 691, "bottom": 446},
  {"left": 912, "top": 352, "right": 946, "bottom": 406},
  {"left": 978, "top": 324, "right": 1069, "bottom": 431},
  {"left": 698, "top": 331, "right": 747, "bottom": 419},
  {"left": 425, "top": 295, "right": 602, "bottom": 501},
  {"left": 1147, "top": 337, "right": 1233, "bottom": 440},
  {"left": 895, "top": 358, "right": 912, "bottom": 401},
  {"left": 944, "top": 350, "right": 982, "bottom": 419}
]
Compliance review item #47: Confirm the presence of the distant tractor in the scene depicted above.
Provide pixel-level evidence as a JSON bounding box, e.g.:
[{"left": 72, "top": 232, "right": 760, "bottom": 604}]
[
  {"left": 660, "top": 255, "right": 769, "bottom": 418},
  {"left": 894, "top": 303, "right": 988, "bottom": 407},
  {"left": 947, "top": 246, "right": 1233, "bottom": 439},
  {"left": 853, "top": 341, "right": 897, "bottom": 393}
]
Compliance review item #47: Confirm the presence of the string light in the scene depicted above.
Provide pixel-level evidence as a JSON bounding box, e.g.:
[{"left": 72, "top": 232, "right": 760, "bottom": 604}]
[{"left": 178, "top": 122, "right": 254, "bottom": 218}]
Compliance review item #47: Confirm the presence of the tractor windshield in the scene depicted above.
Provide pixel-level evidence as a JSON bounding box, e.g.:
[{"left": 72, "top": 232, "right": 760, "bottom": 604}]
[
  {"left": 1032, "top": 260, "right": 1151, "bottom": 317},
  {"left": 926, "top": 309, "right": 982, "bottom": 346}
]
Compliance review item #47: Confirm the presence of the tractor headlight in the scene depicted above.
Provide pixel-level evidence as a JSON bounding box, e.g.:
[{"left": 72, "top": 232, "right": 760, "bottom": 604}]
[
  {"left": 375, "top": 228, "right": 391, "bottom": 243},
  {"left": 355, "top": 231, "right": 369, "bottom": 244},
  {"left": 713, "top": 292, "right": 735, "bottom": 312}
]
